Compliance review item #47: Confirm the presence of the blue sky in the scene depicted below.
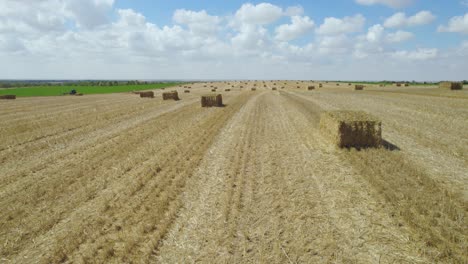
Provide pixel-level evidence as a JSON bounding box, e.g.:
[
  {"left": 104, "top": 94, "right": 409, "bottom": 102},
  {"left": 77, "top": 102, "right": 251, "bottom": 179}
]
[{"left": 0, "top": 0, "right": 467, "bottom": 80}]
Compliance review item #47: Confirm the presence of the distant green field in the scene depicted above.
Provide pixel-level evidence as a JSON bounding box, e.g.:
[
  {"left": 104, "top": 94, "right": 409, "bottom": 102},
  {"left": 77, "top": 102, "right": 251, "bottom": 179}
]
[{"left": 0, "top": 83, "right": 181, "bottom": 97}]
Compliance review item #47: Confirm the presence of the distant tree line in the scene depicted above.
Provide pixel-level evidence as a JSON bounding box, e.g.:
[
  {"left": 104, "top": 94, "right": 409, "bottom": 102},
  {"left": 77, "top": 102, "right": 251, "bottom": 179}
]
[{"left": 0, "top": 80, "right": 166, "bottom": 88}]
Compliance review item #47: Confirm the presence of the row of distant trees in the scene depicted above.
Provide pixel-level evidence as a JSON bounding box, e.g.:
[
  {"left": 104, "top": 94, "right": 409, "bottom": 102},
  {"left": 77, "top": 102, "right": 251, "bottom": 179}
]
[{"left": 0, "top": 80, "right": 159, "bottom": 88}]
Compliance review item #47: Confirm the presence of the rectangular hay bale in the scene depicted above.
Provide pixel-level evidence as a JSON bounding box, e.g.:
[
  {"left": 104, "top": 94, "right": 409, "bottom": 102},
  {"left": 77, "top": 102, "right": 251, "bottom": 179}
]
[
  {"left": 439, "top": 82, "right": 463, "bottom": 90},
  {"left": 308, "top": 86, "right": 315, "bottom": 90},
  {"left": 0, "top": 95, "right": 16, "bottom": 100},
  {"left": 201, "top": 94, "right": 223, "bottom": 107},
  {"left": 162, "top": 91, "right": 179, "bottom": 100},
  {"left": 320, "top": 111, "right": 382, "bottom": 148},
  {"left": 140, "top": 91, "right": 154, "bottom": 98},
  {"left": 355, "top": 85, "right": 364, "bottom": 90}
]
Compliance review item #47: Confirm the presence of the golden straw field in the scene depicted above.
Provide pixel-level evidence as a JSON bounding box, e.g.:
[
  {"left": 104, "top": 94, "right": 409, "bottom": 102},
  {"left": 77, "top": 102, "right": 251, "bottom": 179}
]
[{"left": 0, "top": 81, "right": 467, "bottom": 263}]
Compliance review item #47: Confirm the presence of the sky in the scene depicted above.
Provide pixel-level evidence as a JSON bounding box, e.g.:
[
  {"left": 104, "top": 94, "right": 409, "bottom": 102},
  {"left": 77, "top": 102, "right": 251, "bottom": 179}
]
[{"left": 0, "top": 0, "right": 467, "bottom": 81}]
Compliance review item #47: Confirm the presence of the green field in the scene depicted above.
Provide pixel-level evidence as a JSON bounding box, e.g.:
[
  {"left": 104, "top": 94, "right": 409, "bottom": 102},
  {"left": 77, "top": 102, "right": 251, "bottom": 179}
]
[{"left": 0, "top": 83, "right": 182, "bottom": 97}]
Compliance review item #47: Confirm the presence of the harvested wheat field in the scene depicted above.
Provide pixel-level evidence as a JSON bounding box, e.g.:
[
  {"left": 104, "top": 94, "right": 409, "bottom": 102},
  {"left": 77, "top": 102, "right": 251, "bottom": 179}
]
[{"left": 0, "top": 81, "right": 467, "bottom": 263}]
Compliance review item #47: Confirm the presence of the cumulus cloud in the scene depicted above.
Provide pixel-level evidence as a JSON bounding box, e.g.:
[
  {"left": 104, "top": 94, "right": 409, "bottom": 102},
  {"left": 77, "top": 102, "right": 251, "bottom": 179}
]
[
  {"left": 392, "top": 48, "right": 438, "bottom": 60},
  {"left": 316, "top": 14, "right": 365, "bottom": 35},
  {"left": 355, "top": 0, "right": 414, "bottom": 8},
  {"left": 438, "top": 13, "right": 468, "bottom": 34},
  {"left": 384, "top": 11, "right": 436, "bottom": 28},
  {"left": 0, "top": 1, "right": 464, "bottom": 80},
  {"left": 173, "top": 9, "right": 221, "bottom": 36},
  {"left": 65, "top": 0, "right": 115, "bottom": 29},
  {"left": 386, "top": 30, "right": 413, "bottom": 42},
  {"left": 234, "top": 3, "right": 283, "bottom": 25},
  {"left": 275, "top": 16, "right": 314, "bottom": 41}
]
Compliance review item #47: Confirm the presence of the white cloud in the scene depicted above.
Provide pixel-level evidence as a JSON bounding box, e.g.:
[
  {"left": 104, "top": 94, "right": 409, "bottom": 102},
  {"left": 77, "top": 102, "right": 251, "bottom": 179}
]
[
  {"left": 392, "top": 48, "right": 438, "bottom": 60},
  {"left": 366, "top": 24, "right": 385, "bottom": 42},
  {"left": 316, "top": 14, "right": 365, "bottom": 35},
  {"left": 65, "top": 0, "right": 115, "bottom": 29},
  {"left": 275, "top": 16, "right": 314, "bottom": 41},
  {"left": 285, "top": 6, "right": 304, "bottom": 16},
  {"left": 355, "top": 0, "right": 414, "bottom": 8},
  {"left": 438, "top": 13, "right": 468, "bottom": 34},
  {"left": 384, "top": 11, "right": 436, "bottom": 28},
  {"left": 386, "top": 30, "right": 413, "bottom": 42},
  {"left": 234, "top": 3, "right": 283, "bottom": 25},
  {"left": 173, "top": 9, "right": 221, "bottom": 36}
]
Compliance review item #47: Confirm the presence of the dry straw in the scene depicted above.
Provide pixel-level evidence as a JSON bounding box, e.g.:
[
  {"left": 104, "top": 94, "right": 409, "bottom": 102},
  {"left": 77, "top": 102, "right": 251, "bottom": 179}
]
[
  {"left": 439, "top": 82, "right": 463, "bottom": 90},
  {"left": 201, "top": 94, "right": 223, "bottom": 107},
  {"left": 162, "top": 91, "right": 179, "bottom": 100},
  {"left": 320, "top": 111, "right": 382, "bottom": 148},
  {"left": 140, "top": 91, "right": 155, "bottom": 98}
]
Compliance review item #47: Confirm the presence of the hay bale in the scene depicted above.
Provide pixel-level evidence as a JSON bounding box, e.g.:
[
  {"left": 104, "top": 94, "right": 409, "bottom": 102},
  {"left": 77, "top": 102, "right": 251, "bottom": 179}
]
[
  {"left": 140, "top": 91, "right": 155, "bottom": 98},
  {"left": 211, "top": 89, "right": 217, "bottom": 92},
  {"left": 225, "top": 89, "right": 231, "bottom": 92},
  {"left": 439, "top": 82, "right": 463, "bottom": 90},
  {"left": 396, "top": 83, "right": 402, "bottom": 87},
  {"left": 201, "top": 94, "right": 223, "bottom": 107},
  {"left": 251, "top": 88, "right": 256, "bottom": 91},
  {"left": 319, "top": 84, "right": 323, "bottom": 88},
  {"left": 272, "top": 87, "right": 277, "bottom": 91},
  {"left": 320, "top": 111, "right": 382, "bottom": 148},
  {"left": 184, "top": 90, "right": 190, "bottom": 93},
  {"left": 0, "top": 95, "right": 16, "bottom": 100},
  {"left": 308, "top": 86, "right": 315, "bottom": 90},
  {"left": 355, "top": 85, "right": 364, "bottom": 90},
  {"left": 404, "top": 83, "right": 409, "bottom": 87},
  {"left": 348, "top": 83, "right": 352, "bottom": 86},
  {"left": 162, "top": 91, "right": 179, "bottom": 100},
  {"left": 336, "top": 83, "right": 340, "bottom": 86}
]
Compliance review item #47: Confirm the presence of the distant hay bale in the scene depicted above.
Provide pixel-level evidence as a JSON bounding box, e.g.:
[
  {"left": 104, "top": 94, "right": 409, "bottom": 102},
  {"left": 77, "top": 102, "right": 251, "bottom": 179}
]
[
  {"left": 225, "top": 89, "right": 231, "bottom": 92},
  {"left": 355, "top": 85, "right": 364, "bottom": 90},
  {"left": 348, "top": 83, "right": 352, "bottom": 86},
  {"left": 439, "top": 81, "right": 463, "bottom": 90},
  {"left": 308, "top": 86, "right": 315, "bottom": 90},
  {"left": 201, "top": 94, "right": 223, "bottom": 107},
  {"left": 272, "top": 87, "right": 277, "bottom": 90},
  {"left": 204, "top": 85, "right": 207, "bottom": 87},
  {"left": 319, "top": 84, "right": 323, "bottom": 88},
  {"left": 184, "top": 90, "right": 190, "bottom": 93},
  {"left": 297, "top": 86, "right": 300, "bottom": 89},
  {"left": 251, "top": 88, "right": 256, "bottom": 91},
  {"left": 140, "top": 91, "right": 155, "bottom": 98},
  {"left": 404, "top": 83, "right": 409, "bottom": 87},
  {"left": 336, "top": 83, "right": 340, "bottom": 86},
  {"left": 320, "top": 111, "right": 382, "bottom": 148},
  {"left": 162, "top": 91, "right": 179, "bottom": 100},
  {"left": 211, "top": 89, "right": 217, "bottom": 92},
  {"left": 0, "top": 95, "right": 16, "bottom": 100},
  {"left": 396, "top": 83, "right": 402, "bottom": 87}
]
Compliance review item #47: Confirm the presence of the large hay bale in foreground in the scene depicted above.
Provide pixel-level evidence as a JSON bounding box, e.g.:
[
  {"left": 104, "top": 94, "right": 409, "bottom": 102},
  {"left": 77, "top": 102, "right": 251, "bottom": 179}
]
[
  {"left": 140, "top": 91, "right": 154, "bottom": 98},
  {"left": 320, "top": 111, "right": 382, "bottom": 148},
  {"left": 355, "top": 85, "right": 364, "bottom": 90},
  {"left": 162, "top": 91, "right": 179, "bottom": 100},
  {"left": 439, "top": 82, "right": 463, "bottom": 90},
  {"left": 308, "top": 86, "right": 315, "bottom": 90},
  {"left": 0, "top": 95, "right": 16, "bottom": 100},
  {"left": 201, "top": 94, "right": 223, "bottom": 107}
]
